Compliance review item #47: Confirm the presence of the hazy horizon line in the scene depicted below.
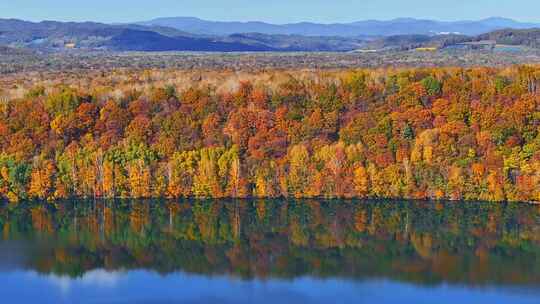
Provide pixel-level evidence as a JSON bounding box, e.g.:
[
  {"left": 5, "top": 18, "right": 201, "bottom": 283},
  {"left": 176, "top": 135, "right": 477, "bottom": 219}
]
[{"left": 3, "top": 15, "right": 540, "bottom": 26}]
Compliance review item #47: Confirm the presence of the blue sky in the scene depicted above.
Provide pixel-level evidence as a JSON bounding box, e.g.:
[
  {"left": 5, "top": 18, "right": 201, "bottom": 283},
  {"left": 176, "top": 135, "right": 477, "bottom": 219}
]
[{"left": 2, "top": 0, "right": 539, "bottom": 23}]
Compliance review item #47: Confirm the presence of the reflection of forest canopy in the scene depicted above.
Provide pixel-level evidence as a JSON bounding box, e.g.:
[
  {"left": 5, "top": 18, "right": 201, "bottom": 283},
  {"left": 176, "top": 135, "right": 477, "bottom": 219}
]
[
  {"left": 1, "top": 67, "right": 540, "bottom": 202},
  {"left": 1, "top": 199, "right": 539, "bottom": 286}
]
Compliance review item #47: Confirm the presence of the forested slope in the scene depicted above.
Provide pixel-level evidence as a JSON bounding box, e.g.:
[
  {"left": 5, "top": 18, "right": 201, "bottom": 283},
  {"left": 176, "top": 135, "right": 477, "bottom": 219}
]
[{"left": 1, "top": 66, "right": 540, "bottom": 202}]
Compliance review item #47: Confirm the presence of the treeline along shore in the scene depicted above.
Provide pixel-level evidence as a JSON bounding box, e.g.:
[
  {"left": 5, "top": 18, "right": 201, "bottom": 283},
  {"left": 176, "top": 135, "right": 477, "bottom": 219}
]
[{"left": 1, "top": 66, "right": 540, "bottom": 202}]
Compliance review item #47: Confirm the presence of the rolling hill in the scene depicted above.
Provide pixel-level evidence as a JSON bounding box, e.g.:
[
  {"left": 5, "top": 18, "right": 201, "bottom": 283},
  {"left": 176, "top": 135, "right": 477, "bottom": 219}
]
[
  {"left": 2, "top": 17, "right": 540, "bottom": 53},
  {"left": 0, "top": 18, "right": 365, "bottom": 52},
  {"left": 140, "top": 17, "right": 540, "bottom": 37},
  {"left": 478, "top": 28, "right": 540, "bottom": 48}
]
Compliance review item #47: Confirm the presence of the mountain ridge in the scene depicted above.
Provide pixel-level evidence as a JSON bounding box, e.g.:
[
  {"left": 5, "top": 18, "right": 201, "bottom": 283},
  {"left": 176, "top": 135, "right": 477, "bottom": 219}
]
[
  {"left": 2, "top": 17, "right": 540, "bottom": 53},
  {"left": 139, "top": 16, "right": 540, "bottom": 36}
]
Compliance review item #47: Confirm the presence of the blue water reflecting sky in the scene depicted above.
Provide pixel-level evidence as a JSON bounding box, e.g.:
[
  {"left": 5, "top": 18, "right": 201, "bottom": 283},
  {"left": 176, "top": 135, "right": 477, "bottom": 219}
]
[
  {"left": 1, "top": 200, "right": 539, "bottom": 303},
  {"left": 1, "top": 270, "right": 539, "bottom": 304}
]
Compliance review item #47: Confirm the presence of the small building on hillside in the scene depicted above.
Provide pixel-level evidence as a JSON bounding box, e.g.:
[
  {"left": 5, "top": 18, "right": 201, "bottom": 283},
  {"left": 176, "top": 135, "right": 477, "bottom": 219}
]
[{"left": 414, "top": 47, "right": 438, "bottom": 52}]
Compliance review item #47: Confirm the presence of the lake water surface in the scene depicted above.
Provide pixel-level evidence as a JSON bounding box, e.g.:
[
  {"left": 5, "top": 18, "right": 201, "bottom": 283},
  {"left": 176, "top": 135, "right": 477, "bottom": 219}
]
[{"left": 0, "top": 199, "right": 539, "bottom": 303}]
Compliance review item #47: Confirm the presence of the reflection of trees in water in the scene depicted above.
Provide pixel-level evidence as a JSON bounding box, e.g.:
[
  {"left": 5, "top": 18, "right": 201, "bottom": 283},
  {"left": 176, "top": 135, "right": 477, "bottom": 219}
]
[{"left": 0, "top": 199, "right": 539, "bottom": 285}]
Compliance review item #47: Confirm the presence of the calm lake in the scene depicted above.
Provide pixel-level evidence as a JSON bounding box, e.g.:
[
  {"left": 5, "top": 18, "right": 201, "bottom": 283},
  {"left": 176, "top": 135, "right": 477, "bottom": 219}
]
[{"left": 0, "top": 199, "right": 539, "bottom": 303}]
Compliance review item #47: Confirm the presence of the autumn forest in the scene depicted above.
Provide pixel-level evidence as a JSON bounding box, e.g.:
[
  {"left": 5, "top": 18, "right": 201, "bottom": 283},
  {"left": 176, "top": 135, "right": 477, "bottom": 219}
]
[{"left": 1, "top": 66, "right": 540, "bottom": 203}]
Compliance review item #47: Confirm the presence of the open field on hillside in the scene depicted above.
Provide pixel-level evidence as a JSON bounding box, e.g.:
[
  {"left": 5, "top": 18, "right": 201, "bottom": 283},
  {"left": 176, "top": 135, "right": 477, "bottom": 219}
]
[{"left": 3, "top": 49, "right": 540, "bottom": 74}]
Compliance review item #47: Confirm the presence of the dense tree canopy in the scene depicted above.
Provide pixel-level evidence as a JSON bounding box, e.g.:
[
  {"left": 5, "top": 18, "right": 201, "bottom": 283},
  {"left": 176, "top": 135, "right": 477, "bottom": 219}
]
[{"left": 1, "top": 66, "right": 540, "bottom": 202}]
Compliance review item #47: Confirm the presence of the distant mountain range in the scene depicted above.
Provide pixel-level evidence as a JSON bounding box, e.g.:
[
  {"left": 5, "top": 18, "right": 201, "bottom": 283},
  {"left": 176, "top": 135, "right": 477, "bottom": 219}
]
[
  {"left": 1, "top": 17, "right": 540, "bottom": 53},
  {"left": 139, "top": 17, "right": 540, "bottom": 37},
  {"left": 0, "top": 18, "right": 367, "bottom": 52},
  {"left": 0, "top": 19, "right": 277, "bottom": 52}
]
